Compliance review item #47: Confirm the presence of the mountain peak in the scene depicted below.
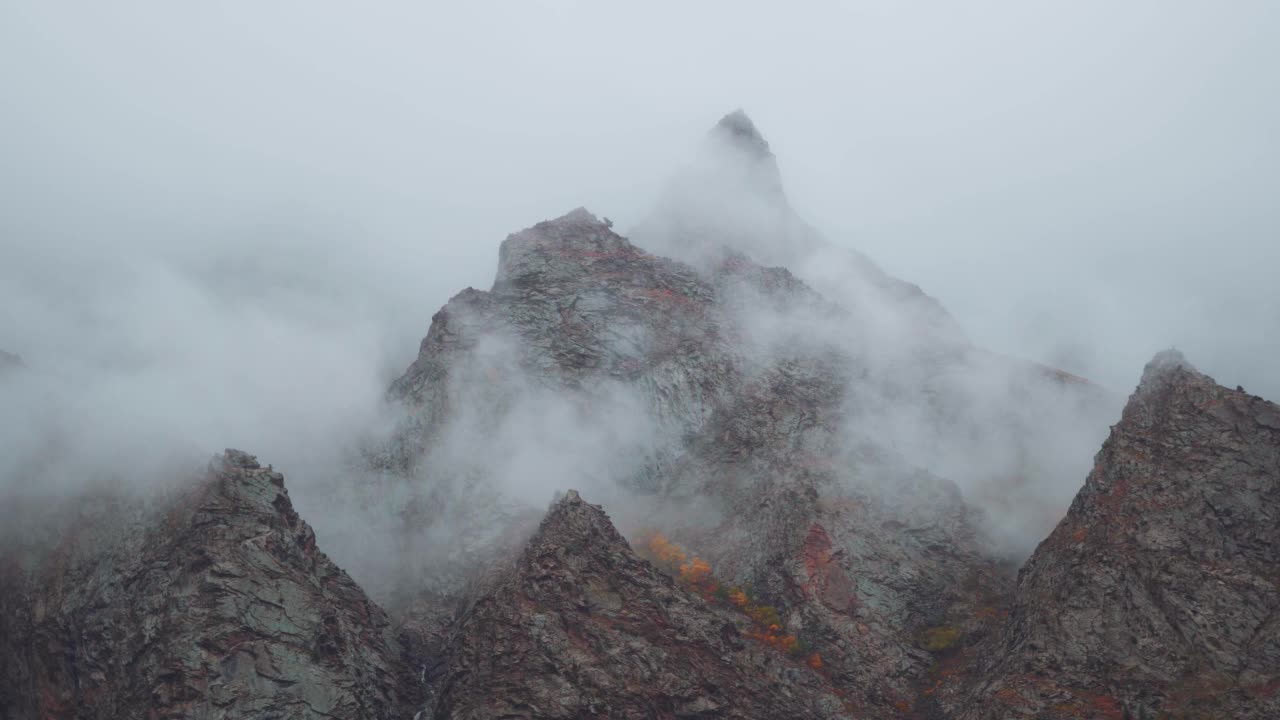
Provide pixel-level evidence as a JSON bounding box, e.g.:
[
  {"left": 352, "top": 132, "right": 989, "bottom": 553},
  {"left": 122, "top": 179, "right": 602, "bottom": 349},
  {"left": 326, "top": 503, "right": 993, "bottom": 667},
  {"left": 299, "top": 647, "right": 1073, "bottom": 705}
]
[
  {"left": 1136, "top": 347, "right": 1210, "bottom": 396},
  {"left": 711, "top": 108, "right": 773, "bottom": 159},
  {"left": 628, "top": 110, "right": 796, "bottom": 267},
  {"left": 492, "top": 206, "right": 647, "bottom": 287},
  {"left": 702, "top": 108, "right": 783, "bottom": 198},
  {"left": 531, "top": 487, "right": 629, "bottom": 555},
  {"left": 1144, "top": 346, "right": 1192, "bottom": 375},
  {"left": 219, "top": 447, "right": 262, "bottom": 470},
  {"left": 552, "top": 206, "right": 604, "bottom": 227}
]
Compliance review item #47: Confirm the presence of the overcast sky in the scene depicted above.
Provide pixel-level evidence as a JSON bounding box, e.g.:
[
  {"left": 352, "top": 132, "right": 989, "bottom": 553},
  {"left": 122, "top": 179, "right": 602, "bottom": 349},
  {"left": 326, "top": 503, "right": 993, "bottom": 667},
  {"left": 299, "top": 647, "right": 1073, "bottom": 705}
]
[{"left": 2, "top": 0, "right": 1277, "bottom": 409}]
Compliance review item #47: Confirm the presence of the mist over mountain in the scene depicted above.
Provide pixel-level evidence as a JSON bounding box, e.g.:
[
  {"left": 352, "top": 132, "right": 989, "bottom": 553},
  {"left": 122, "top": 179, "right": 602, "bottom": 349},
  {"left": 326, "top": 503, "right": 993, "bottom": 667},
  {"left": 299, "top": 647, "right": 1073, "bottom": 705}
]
[
  {"left": 2, "top": 3, "right": 1277, "bottom": 719},
  {"left": 4, "top": 3, "right": 1278, "bottom": 399}
]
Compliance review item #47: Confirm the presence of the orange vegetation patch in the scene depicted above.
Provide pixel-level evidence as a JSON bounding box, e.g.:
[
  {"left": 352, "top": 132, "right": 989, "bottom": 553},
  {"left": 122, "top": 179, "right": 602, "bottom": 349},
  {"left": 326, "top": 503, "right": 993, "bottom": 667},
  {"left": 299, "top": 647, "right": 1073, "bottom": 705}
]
[
  {"left": 646, "top": 532, "right": 687, "bottom": 568},
  {"left": 680, "top": 557, "right": 712, "bottom": 586},
  {"left": 637, "top": 532, "right": 819, "bottom": 667}
]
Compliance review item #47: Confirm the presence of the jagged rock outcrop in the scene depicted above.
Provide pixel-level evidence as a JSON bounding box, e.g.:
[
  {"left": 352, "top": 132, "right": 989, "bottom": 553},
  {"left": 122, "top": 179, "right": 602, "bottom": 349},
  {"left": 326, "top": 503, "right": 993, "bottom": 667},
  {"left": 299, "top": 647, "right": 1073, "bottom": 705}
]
[
  {"left": 423, "top": 490, "right": 853, "bottom": 719},
  {"left": 0, "top": 450, "right": 413, "bottom": 719},
  {"left": 959, "top": 351, "right": 1280, "bottom": 719}
]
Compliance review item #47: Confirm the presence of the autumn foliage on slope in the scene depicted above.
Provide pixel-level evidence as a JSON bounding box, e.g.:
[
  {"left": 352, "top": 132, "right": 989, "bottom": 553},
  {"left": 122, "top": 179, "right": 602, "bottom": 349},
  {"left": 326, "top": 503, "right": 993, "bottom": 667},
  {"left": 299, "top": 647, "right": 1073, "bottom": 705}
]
[{"left": 636, "top": 532, "right": 822, "bottom": 670}]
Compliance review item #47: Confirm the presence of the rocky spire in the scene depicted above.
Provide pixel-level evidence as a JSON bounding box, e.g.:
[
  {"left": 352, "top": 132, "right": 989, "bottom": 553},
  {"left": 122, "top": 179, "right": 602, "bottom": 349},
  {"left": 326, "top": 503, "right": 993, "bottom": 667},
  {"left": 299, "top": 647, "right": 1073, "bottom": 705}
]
[
  {"left": 701, "top": 108, "right": 788, "bottom": 203},
  {"left": 629, "top": 108, "right": 810, "bottom": 272},
  {"left": 711, "top": 108, "right": 775, "bottom": 160},
  {"left": 1136, "top": 347, "right": 1203, "bottom": 391}
]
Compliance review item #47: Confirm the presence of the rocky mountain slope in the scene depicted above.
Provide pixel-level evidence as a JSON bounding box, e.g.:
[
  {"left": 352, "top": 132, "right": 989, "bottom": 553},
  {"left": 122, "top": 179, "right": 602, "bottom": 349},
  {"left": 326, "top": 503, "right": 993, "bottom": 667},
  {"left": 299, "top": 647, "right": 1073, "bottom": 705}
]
[
  {"left": 957, "top": 351, "right": 1280, "bottom": 719},
  {"left": 373, "top": 204, "right": 1023, "bottom": 716},
  {"left": 1, "top": 451, "right": 414, "bottom": 719},
  {"left": 423, "top": 490, "right": 850, "bottom": 719},
  {"left": 2, "top": 113, "right": 1274, "bottom": 719}
]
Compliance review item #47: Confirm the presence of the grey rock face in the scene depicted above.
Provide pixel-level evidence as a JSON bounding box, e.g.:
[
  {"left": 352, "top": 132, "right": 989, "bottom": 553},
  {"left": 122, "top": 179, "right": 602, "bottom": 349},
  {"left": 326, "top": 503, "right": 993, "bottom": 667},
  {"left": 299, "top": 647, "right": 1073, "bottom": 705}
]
[
  {"left": 0, "top": 450, "right": 414, "bottom": 719},
  {"left": 424, "top": 490, "right": 854, "bottom": 719},
  {"left": 959, "top": 352, "right": 1280, "bottom": 719}
]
